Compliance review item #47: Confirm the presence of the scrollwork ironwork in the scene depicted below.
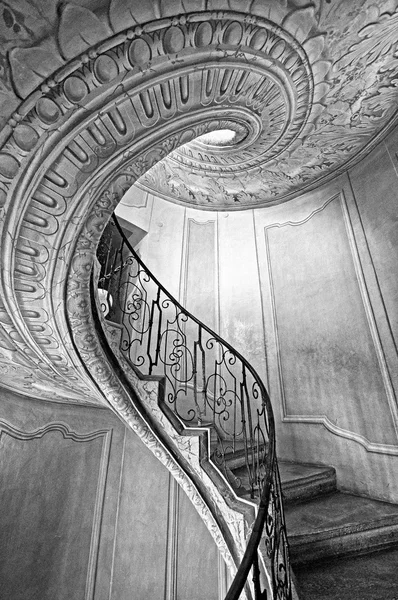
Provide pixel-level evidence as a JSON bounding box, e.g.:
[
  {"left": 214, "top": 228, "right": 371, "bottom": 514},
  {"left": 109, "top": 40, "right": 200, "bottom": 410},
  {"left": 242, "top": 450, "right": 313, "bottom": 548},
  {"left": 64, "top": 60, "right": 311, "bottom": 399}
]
[{"left": 96, "top": 214, "right": 291, "bottom": 600}]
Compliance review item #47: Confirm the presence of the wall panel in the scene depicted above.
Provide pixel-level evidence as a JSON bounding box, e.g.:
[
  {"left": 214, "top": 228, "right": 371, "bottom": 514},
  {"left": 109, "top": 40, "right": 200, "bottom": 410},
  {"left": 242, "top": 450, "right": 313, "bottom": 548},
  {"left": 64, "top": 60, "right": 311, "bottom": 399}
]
[
  {"left": 217, "top": 210, "right": 267, "bottom": 382},
  {"left": 120, "top": 174, "right": 398, "bottom": 503},
  {"left": 0, "top": 388, "right": 226, "bottom": 599},
  {"left": 0, "top": 423, "right": 109, "bottom": 600},
  {"left": 110, "top": 424, "right": 170, "bottom": 599},
  {"left": 0, "top": 390, "right": 123, "bottom": 600},
  {"left": 182, "top": 217, "right": 217, "bottom": 329},
  {"left": 176, "top": 480, "right": 219, "bottom": 600},
  {"left": 138, "top": 197, "right": 186, "bottom": 298},
  {"left": 265, "top": 193, "right": 397, "bottom": 448},
  {"left": 350, "top": 131, "right": 398, "bottom": 349}
]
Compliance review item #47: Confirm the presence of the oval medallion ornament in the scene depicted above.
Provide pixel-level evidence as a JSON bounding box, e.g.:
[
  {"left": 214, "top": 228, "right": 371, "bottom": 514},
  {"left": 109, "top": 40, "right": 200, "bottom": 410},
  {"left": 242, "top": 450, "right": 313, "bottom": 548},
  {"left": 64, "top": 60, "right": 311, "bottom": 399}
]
[
  {"left": 128, "top": 38, "right": 151, "bottom": 66},
  {"left": 0, "top": 187, "right": 6, "bottom": 207},
  {"left": 250, "top": 28, "right": 268, "bottom": 50},
  {"left": 0, "top": 153, "right": 20, "bottom": 179},
  {"left": 94, "top": 55, "right": 119, "bottom": 84},
  {"left": 223, "top": 21, "right": 243, "bottom": 45},
  {"left": 195, "top": 22, "right": 213, "bottom": 47},
  {"left": 13, "top": 124, "right": 39, "bottom": 152},
  {"left": 63, "top": 76, "right": 89, "bottom": 103},
  {"left": 36, "top": 97, "right": 61, "bottom": 124},
  {"left": 163, "top": 26, "right": 185, "bottom": 54}
]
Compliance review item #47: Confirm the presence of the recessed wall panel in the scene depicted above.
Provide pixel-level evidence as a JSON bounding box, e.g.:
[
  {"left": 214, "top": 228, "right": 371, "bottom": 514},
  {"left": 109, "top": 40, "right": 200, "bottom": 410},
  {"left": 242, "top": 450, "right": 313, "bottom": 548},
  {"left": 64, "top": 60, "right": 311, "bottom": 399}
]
[
  {"left": 184, "top": 219, "right": 216, "bottom": 330},
  {"left": 266, "top": 194, "right": 397, "bottom": 446},
  {"left": 111, "top": 426, "right": 169, "bottom": 599},
  {"left": 176, "top": 483, "right": 219, "bottom": 600},
  {"left": 0, "top": 423, "right": 107, "bottom": 600},
  {"left": 350, "top": 136, "right": 398, "bottom": 350}
]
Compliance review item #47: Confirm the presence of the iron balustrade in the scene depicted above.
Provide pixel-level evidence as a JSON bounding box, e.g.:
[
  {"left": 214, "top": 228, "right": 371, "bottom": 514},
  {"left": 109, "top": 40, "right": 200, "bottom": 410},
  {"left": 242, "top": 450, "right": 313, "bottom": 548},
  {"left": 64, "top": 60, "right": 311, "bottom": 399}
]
[{"left": 96, "top": 214, "right": 291, "bottom": 600}]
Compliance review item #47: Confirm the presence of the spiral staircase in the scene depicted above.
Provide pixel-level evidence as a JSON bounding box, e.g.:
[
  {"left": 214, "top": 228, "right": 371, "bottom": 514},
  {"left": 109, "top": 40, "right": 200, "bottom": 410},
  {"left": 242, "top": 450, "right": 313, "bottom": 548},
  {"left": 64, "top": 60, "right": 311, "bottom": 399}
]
[
  {"left": 1, "top": 2, "right": 398, "bottom": 598},
  {"left": 94, "top": 215, "right": 292, "bottom": 599},
  {"left": 96, "top": 216, "right": 398, "bottom": 600}
]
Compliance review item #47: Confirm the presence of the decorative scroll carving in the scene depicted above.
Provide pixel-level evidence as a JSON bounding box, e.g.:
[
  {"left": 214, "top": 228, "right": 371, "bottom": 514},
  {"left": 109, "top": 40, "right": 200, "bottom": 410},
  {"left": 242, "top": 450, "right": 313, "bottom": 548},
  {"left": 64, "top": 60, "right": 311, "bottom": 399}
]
[
  {"left": 1, "top": 3, "right": 398, "bottom": 210},
  {"left": 0, "top": 5, "right": 397, "bottom": 397},
  {"left": 0, "top": 8, "right": 314, "bottom": 401}
]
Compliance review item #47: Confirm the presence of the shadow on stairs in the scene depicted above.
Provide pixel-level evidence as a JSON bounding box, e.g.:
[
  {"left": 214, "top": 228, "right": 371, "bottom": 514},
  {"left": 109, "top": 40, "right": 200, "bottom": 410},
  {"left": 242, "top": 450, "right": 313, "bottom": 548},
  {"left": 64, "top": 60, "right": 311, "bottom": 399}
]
[
  {"left": 281, "top": 462, "right": 398, "bottom": 600},
  {"left": 224, "top": 450, "right": 398, "bottom": 600}
]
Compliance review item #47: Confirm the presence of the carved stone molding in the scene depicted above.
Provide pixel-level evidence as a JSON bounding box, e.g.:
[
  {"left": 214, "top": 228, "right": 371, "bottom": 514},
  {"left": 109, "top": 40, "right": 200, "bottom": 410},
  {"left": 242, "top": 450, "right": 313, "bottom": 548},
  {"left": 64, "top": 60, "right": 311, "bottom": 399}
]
[
  {"left": 1, "top": 5, "right": 398, "bottom": 397},
  {"left": 0, "top": 4, "right": 397, "bottom": 593},
  {"left": 1, "top": 1, "right": 398, "bottom": 210},
  {"left": 2, "top": 11, "right": 300, "bottom": 401}
]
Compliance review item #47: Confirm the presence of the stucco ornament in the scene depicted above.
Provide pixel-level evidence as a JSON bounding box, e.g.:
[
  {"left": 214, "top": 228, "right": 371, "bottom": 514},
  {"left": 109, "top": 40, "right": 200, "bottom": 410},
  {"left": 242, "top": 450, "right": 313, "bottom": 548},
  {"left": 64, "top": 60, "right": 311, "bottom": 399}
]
[
  {"left": 136, "top": 0, "right": 398, "bottom": 209},
  {"left": 0, "top": 1, "right": 397, "bottom": 212}
]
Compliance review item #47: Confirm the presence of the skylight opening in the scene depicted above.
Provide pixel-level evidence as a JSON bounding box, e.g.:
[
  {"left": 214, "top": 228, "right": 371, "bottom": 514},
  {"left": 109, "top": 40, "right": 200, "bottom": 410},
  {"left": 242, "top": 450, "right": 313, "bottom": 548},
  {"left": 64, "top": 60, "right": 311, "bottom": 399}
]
[{"left": 196, "top": 128, "right": 237, "bottom": 146}]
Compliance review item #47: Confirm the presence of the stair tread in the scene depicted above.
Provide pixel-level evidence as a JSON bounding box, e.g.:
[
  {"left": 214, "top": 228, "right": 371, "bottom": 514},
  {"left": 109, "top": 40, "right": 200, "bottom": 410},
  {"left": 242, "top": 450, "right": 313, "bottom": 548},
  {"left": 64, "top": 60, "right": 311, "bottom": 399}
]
[
  {"left": 279, "top": 461, "right": 335, "bottom": 485},
  {"left": 286, "top": 491, "right": 398, "bottom": 540},
  {"left": 294, "top": 547, "right": 398, "bottom": 600}
]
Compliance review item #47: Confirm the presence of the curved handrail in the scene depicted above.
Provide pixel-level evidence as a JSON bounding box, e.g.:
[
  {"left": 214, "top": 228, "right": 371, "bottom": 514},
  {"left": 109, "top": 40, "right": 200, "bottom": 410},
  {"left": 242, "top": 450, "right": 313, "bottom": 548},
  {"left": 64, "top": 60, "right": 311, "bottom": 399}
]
[{"left": 96, "top": 214, "right": 291, "bottom": 600}]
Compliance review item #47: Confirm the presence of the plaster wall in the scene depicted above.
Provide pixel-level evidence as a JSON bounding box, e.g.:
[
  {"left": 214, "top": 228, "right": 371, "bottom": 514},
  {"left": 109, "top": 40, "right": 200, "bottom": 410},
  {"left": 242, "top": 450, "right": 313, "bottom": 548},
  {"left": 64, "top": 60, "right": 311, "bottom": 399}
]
[
  {"left": 0, "top": 389, "right": 226, "bottom": 599},
  {"left": 129, "top": 127, "right": 398, "bottom": 503}
]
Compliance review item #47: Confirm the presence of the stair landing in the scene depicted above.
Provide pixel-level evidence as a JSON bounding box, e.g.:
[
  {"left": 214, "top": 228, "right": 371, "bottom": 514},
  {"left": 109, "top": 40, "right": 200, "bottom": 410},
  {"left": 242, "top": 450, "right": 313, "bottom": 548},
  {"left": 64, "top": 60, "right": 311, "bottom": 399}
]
[
  {"left": 278, "top": 462, "right": 398, "bottom": 600},
  {"left": 286, "top": 491, "right": 398, "bottom": 565},
  {"left": 280, "top": 461, "right": 336, "bottom": 504},
  {"left": 294, "top": 547, "right": 398, "bottom": 600}
]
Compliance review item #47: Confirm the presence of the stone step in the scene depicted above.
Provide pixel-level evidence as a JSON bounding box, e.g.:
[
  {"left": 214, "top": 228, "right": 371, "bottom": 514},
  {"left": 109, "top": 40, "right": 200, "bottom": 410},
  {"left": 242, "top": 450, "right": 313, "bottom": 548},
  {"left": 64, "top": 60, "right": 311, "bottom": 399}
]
[
  {"left": 286, "top": 491, "right": 398, "bottom": 566},
  {"left": 279, "top": 461, "right": 337, "bottom": 504},
  {"left": 225, "top": 459, "right": 337, "bottom": 505},
  {"left": 293, "top": 547, "right": 398, "bottom": 600},
  {"left": 209, "top": 442, "right": 267, "bottom": 494},
  {"left": 222, "top": 443, "right": 268, "bottom": 471}
]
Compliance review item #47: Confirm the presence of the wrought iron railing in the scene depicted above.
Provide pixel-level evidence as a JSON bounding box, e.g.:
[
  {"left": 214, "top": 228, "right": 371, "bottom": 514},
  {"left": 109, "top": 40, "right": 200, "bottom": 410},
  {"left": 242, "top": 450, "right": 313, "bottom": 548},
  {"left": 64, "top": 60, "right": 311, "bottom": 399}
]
[{"left": 96, "top": 215, "right": 291, "bottom": 600}]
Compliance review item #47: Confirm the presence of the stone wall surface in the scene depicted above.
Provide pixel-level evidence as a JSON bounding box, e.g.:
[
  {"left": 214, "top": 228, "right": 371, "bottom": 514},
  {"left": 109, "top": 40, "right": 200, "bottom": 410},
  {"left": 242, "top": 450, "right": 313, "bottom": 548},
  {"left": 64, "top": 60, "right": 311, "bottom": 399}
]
[{"left": 0, "top": 389, "right": 224, "bottom": 599}]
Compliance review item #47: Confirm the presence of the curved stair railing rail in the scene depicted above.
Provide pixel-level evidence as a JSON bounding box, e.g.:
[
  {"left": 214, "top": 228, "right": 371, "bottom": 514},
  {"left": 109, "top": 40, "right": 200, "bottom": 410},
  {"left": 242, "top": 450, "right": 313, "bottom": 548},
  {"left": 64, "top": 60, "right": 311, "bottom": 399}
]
[{"left": 96, "top": 215, "right": 291, "bottom": 600}]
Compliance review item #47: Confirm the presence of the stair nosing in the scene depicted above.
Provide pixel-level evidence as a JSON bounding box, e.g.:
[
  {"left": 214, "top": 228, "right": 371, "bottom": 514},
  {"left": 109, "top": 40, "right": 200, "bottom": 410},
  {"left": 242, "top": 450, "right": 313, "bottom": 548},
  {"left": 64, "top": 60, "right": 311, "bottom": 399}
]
[
  {"left": 282, "top": 471, "right": 336, "bottom": 489},
  {"left": 289, "top": 514, "right": 398, "bottom": 546}
]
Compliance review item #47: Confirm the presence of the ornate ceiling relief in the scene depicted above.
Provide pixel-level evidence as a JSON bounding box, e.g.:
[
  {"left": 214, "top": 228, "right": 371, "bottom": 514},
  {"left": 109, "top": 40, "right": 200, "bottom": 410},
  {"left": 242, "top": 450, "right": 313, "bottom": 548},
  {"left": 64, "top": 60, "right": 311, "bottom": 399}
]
[
  {"left": 0, "top": 1, "right": 396, "bottom": 395},
  {"left": 0, "top": 1, "right": 396, "bottom": 397},
  {"left": 0, "top": 6, "right": 326, "bottom": 401},
  {"left": 0, "top": 8, "right": 275, "bottom": 574},
  {"left": 0, "top": 12, "right": 312, "bottom": 399},
  {"left": 136, "top": 0, "right": 398, "bottom": 209}
]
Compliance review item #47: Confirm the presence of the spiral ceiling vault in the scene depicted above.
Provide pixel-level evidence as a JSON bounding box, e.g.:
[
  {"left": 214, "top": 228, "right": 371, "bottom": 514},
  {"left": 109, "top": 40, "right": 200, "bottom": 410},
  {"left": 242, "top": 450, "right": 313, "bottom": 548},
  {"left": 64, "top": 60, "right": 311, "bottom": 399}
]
[
  {"left": 132, "top": 0, "right": 398, "bottom": 209},
  {"left": 0, "top": 0, "right": 398, "bottom": 402},
  {"left": 1, "top": 1, "right": 398, "bottom": 211}
]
